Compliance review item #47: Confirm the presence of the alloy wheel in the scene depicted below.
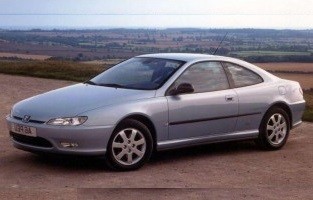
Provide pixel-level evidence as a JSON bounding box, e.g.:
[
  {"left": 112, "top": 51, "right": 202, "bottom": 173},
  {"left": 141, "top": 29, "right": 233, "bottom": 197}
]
[
  {"left": 111, "top": 128, "right": 146, "bottom": 166},
  {"left": 266, "top": 113, "right": 287, "bottom": 145}
]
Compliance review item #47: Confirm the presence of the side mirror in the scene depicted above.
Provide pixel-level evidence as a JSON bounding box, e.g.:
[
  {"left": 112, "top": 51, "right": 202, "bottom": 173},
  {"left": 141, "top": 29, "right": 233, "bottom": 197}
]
[{"left": 169, "top": 83, "right": 194, "bottom": 95}]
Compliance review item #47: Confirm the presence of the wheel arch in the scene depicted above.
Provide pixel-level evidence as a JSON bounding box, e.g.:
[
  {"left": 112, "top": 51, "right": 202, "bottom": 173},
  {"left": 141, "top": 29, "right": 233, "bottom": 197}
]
[
  {"left": 265, "top": 101, "right": 292, "bottom": 129},
  {"left": 113, "top": 113, "right": 157, "bottom": 150}
]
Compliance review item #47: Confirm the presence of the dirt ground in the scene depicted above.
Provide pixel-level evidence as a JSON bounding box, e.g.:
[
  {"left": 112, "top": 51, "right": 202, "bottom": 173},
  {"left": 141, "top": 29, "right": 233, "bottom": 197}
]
[{"left": 0, "top": 74, "right": 312, "bottom": 199}]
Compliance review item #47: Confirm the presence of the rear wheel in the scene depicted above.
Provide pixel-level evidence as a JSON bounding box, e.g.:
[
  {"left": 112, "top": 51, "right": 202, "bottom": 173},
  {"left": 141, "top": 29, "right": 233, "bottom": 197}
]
[
  {"left": 256, "top": 107, "right": 290, "bottom": 150},
  {"left": 105, "top": 119, "right": 153, "bottom": 171}
]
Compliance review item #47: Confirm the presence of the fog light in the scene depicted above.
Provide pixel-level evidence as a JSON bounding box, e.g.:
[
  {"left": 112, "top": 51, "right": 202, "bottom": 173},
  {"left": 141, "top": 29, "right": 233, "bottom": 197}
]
[{"left": 60, "top": 142, "right": 78, "bottom": 148}]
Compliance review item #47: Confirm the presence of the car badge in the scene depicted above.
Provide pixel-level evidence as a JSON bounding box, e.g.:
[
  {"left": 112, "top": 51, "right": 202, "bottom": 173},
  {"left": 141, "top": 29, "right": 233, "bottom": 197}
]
[{"left": 22, "top": 115, "right": 31, "bottom": 123}]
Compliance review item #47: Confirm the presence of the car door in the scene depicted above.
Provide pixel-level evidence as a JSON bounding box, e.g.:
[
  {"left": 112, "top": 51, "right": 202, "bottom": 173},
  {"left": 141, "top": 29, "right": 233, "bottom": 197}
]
[{"left": 166, "top": 61, "right": 238, "bottom": 140}]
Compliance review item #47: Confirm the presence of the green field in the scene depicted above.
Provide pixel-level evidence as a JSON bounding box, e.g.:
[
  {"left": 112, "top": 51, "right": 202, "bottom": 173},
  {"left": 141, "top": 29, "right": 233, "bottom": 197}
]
[{"left": 0, "top": 60, "right": 107, "bottom": 82}]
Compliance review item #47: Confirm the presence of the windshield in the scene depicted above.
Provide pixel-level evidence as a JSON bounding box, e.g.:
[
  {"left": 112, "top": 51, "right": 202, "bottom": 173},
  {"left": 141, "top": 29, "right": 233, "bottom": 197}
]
[{"left": 90, "top": 57, "right": 185, "bottom": 90}]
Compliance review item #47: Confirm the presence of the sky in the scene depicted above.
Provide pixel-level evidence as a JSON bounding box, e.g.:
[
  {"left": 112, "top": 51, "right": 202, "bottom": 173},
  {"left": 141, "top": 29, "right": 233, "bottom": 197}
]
[{"left": 0, "top": 0, "right": 313, "bottom": 29}]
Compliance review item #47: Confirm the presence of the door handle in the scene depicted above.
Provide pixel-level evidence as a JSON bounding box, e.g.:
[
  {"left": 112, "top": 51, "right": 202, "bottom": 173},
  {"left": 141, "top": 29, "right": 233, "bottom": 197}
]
[{"left": 225, "top": 95, "right": 234, "bottom": 102}]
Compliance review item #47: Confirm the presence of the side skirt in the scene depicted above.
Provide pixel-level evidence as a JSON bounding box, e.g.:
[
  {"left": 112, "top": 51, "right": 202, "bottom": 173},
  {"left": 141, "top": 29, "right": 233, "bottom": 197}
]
[{"left": 157, "top": 129, "right": 259, "bottom": 151}]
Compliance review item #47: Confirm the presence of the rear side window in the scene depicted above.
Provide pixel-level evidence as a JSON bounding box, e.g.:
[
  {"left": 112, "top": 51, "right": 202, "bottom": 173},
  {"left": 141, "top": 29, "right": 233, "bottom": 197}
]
[
  {"left": 223, "top": 62, "right": 263, "bottom": 88},
  {"left": 173, "top": 61, "right": 230, "bottom": 93}
]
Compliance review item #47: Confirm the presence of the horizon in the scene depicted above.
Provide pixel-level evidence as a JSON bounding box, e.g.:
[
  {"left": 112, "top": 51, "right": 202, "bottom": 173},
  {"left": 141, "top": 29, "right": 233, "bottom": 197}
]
[{"left": 1, "top": 27, "right": 313, "bottom": 31}]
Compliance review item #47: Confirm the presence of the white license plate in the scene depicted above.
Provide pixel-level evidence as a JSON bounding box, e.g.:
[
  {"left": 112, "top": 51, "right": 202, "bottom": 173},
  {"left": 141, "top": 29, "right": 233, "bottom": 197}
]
[{"left": 11, "top": 123, "right": 37, "bottom": 137}]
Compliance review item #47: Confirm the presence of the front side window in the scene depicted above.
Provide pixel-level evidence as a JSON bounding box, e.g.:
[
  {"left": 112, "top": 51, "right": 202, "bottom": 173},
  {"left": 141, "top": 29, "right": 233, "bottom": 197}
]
[
  {"left": 223, "top": 62, "right": 263, "bottom": 88},
  {"left": 90, "top": 57, "right": 185, "bottom": 90},
  {"left": 172, "top": 62, "right": 230, "bottom": 93}
]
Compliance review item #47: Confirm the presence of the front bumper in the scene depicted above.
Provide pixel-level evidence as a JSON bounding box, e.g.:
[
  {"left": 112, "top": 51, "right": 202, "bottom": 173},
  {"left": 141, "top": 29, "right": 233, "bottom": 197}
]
[{"left": 6, "top": 116, "right": 114, "bottom": 156}]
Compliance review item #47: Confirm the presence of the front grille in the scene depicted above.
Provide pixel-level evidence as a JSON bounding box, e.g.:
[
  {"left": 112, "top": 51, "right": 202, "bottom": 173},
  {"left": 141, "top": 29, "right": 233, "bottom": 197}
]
[
  {"left": 10, "top": 132, "right": 53, "bottom": 148},
  {"left": 13, "top": 116, "right": 45, "bottom": 124}
]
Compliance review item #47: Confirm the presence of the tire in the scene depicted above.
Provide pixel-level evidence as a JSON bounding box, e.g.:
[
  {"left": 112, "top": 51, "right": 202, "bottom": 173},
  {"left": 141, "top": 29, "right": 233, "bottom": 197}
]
[
  {"left": 105, "top": 119, "right": 153, "bottom": 171},
  {"left": 256, "top": 107, "right": 290, "bottom": 150}
]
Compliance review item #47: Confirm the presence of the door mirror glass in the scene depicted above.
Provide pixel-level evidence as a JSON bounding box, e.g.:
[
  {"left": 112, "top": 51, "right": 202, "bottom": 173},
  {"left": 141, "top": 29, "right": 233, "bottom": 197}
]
[{"left": 170, "top": 83, "right": 194, "bottom": 95}]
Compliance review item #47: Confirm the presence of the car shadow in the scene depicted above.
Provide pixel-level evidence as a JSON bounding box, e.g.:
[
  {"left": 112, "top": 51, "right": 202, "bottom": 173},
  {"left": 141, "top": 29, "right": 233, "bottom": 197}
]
[
  {"left": 29, "top": 153, "right": 108, "bottom": 171},
  {"left": 26, "top": 140, "right": 260, "bottom": 171}
]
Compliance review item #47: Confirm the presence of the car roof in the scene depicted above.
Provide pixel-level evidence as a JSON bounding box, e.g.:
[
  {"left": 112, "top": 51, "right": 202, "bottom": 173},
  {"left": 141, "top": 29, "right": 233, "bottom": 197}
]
[
  {"left": 137, "top": 53, "right": 279, "bottom": 82},
  {"left": 136, "top": 53, "right": 252, "bottom": 64},
  {"left": 136, "top": 53, "right": 219, "bottom": 62}
]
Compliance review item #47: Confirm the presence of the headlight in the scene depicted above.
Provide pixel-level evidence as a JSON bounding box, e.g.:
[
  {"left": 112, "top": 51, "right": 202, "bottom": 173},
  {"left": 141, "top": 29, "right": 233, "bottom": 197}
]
[{"left": 47, "top": 116, "right": 88, "bottom": 126}]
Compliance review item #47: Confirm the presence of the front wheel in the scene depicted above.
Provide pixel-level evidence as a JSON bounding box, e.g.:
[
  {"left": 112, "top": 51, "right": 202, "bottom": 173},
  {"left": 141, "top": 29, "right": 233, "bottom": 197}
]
[
  {"left": 256, "top": 107, "right": 290, "bottom": 150},
  {"left": 105, "top": 119, "right": 153, "bottom": 171}
]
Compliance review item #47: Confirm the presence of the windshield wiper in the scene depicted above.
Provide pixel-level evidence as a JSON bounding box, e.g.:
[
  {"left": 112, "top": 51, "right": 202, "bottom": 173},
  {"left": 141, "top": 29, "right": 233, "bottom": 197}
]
[
  {"left": 98, "top": 83, "right": 126, "bottom": 88},
  {"left": 84, "top": 80, "right": 97, "bottom": 85}
]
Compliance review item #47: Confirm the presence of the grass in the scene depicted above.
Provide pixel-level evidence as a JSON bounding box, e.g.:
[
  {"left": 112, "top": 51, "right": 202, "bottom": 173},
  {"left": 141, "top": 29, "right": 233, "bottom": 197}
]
[
  {"left": 303, "top": 89, "right": 313, "bottom": 122},
  {"left": 303, "top": 109, "right": 313, "bottom": 122},
  {"left": 0, "top": 60, "right": 107, "bottom": 82},
  {"left": 0, "top": 59, "right": 312, "bottom": 122}
]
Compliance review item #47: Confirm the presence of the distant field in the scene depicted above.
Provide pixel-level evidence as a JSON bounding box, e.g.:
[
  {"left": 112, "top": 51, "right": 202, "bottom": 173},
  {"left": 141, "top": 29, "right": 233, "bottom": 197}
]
[
  {"left": 233, "top": 51, "right": 310, "bottom": 57},
  {"left": 272, "top": 73, "right": 313, "bottom": 89},
  {"left": 0, "top": 52, "right": 51, "bottom": 60},
  {"left": 255, "top": 62, "right": 313, "bottom": 72},
  {"left": 253, "top": 62, "right": 313, "bottom": 89}
]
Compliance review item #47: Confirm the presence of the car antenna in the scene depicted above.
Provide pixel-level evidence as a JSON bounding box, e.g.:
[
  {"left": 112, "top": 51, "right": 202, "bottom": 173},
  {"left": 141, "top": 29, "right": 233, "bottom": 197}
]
[{"left": 212, "top": 32, "right": 228, "bottom": 55}]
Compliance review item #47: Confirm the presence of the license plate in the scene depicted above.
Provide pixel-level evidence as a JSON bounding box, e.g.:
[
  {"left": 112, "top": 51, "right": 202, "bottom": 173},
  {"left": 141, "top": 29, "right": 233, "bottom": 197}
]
[{"left": 11, "top": 123, "right": 37, "bottom": 137}]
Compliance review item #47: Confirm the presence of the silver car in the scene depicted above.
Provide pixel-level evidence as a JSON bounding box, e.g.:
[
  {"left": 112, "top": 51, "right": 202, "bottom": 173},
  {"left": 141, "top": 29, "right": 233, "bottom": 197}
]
[{"left": 6, "top": 53, "right": 305, "bottom": 170}]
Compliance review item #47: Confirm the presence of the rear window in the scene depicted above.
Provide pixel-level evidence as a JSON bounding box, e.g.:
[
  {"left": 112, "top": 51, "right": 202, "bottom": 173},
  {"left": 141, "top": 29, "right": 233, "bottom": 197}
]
[{"left": 224, "top": 62, "right": 263, "bottom": 88}]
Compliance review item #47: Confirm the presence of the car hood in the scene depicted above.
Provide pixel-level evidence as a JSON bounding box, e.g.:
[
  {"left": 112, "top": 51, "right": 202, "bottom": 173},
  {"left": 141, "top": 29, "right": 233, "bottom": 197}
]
[{"left": 13, "top": 83, "right": 156, "bottom": 122}]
